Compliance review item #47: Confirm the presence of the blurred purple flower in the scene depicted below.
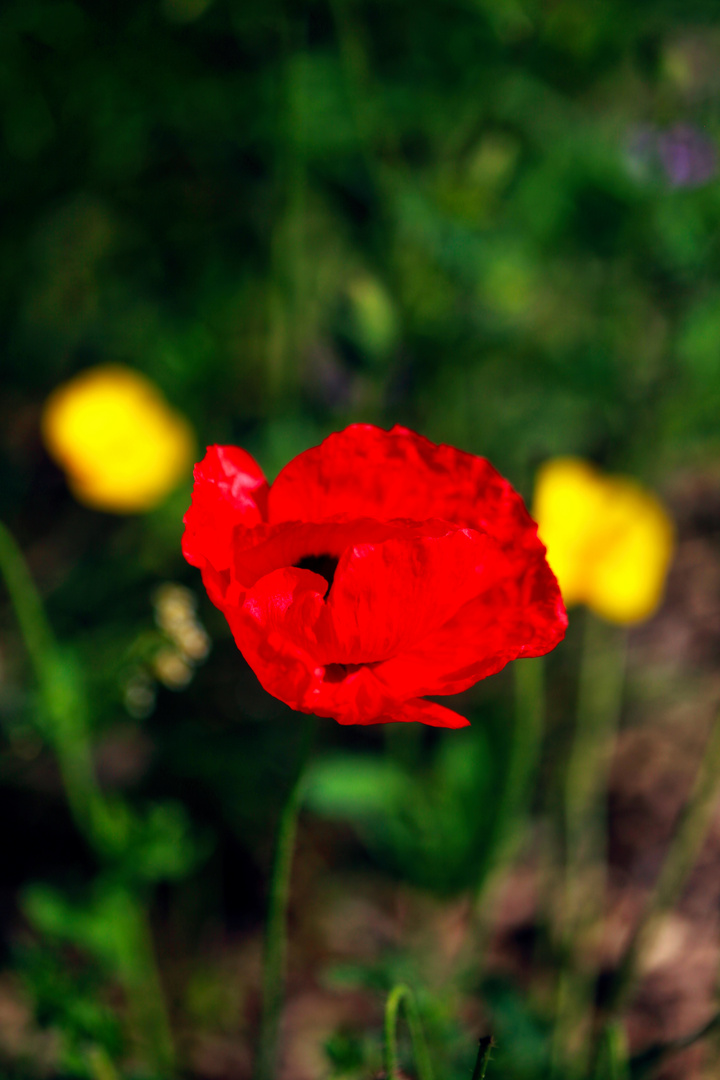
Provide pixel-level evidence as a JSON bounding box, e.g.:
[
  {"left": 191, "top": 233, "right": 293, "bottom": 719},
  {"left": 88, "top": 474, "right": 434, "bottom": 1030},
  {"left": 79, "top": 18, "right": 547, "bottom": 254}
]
[
  {"left": 658, "top": 124, "right": 717, "bottom": 188},
  {"left": 625, "top": 123, "right": 717, "bottom": 189}
]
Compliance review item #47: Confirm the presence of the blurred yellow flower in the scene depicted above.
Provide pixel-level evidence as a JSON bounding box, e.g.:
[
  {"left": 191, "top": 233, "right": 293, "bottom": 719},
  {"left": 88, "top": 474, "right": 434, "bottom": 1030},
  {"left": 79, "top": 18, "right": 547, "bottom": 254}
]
[
  {"left": 533, "top": 458, "right": 675, "bottom": 625},
  {"left": 42, "top": 365, "right": 195, "bottom": 513}
]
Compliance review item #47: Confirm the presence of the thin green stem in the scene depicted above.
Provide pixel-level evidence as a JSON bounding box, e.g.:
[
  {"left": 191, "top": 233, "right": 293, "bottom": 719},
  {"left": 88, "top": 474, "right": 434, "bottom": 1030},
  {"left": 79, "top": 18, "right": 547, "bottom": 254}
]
[
  {"left": 475, "top": 656, "right": 545, "bottom": 928},
  {"left": 0, "top": 521, "right": 175, "bottom": 1077},
  {"left": 384, "top": 984, "right": 434, "bottom": 1080},
  {"left": 0, "top": 522, "right": 55, "bottom": 677},
  {"left": 329, "top": 0, "right": 394, "bottom": 174},
  {"left": 255, "top": 720, "right": 315, "bottom": 1080},
  {"left": 86, "top": 1045, "right": 122, "bottom": 1080},
  {"left": 499, "top": 656, "right": 545, "bottom": 861},
  {"left": 601, "top": 708, "right": 720, "bottom": 1024},
  {"left": 470, "top": 1036, "right": 494, "bottom": 1080},
  {"left": 552, "top": 613, "right": 627, "bottom": 1079},
  {"left": 114, "top": 893, "right": 175, "bottom": 1075},
  {"left": 593, "top": 1023, "right": 629, "bottom": 1080},
  {"left": 267, "top": 15, "right": 308, "bottom": 396},
  {"left": 0, "top": 523, "right": 108, "bottom": 838}
]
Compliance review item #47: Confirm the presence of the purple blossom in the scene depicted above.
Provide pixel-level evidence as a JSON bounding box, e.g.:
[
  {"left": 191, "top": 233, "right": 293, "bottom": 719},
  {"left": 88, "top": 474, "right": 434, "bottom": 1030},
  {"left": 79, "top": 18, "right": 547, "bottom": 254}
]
[
  {"left": 658, "top": 124, "right": 717, "bottom": 188},
  {"left": 625, "top": 123, "right": 717, "bottom": 189}
]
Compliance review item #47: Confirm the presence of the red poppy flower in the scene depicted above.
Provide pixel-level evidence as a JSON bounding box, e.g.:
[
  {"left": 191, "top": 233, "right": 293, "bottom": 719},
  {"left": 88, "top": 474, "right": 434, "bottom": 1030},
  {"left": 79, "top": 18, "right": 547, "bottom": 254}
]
[{"left": 182, "top": 425, "right": 566, "bottom": 728}]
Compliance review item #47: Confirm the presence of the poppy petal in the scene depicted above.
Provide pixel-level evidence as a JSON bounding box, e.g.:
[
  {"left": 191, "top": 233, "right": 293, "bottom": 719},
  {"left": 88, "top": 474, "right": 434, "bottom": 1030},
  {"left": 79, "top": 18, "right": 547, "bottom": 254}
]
[
  {"left": 361, "top": 698, "right": 471, "bottom": 728},
  {"left": 321, "top": 526, "right": 510, "bottom": 663},
  {"left": 227, "top": 567, "right": 472, "bottom": 726},
  {"left": 269, "top": 424, "right": 537, "bottom": 550},
  {"left": 232, "top": 519, "right": 413, "bottom": 589},
  {"left": 227, "top": 570, "right": 472, "bottom": 730},
  {"left": 374, "top": 552, "right": 566, "bottom": 698},
  {"left": 182, "top": 445, "right": 268, "bottom": 603},
  {"left": 226, "top": 567, "right": 385, "bottom": 722},
  {"left": 222, "top": 535, "right": 557, "bottom": 728}
]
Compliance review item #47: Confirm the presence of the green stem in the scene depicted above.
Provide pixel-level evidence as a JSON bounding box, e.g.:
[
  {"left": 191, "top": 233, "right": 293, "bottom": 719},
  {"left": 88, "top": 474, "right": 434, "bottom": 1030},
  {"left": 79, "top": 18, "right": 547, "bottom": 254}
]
[
  {"left": 552, "top": 613, "right": 626, "bottom": 1079},
  {"left": 0, "top": 522, "right": 55, "bottom": 677},
  {"left": 384, "top": 984, "right": 434, "bottom": 1080},
  {"left": 255, "top": 721, "right": 315, "bottom": 1080},
  {"left": 601, "top": 708, "right": 720, "bottom": 1024},
  {"left": 499, "top": 656, "right": 545, "bottom": 862},
  {"left": 475, "top": 656, "right": 545, "bottom": 927},
  {"left": 329, "top": 0, "right": 391, "bottom": 172},
  {"left": 470, "top": 1036, "right": 494, "bottom": 1080},
  {"left": 267, "top": 15, "right": 307, "bottom": 395},
  {"left": 86, "top": 1045, "right": 122, "bottom": 1080},
  {"left": 0, "top": 523, "right": 107, "bottom": 838},
  {"left": 0, "top": 521, "right": 175, "bottom": 1076},
  {"left": 114, "top": 894, "right": 175, "bottom": 1075},
  {"left": 593, "top": 1023, "right": 629, "bottom": 1080}
]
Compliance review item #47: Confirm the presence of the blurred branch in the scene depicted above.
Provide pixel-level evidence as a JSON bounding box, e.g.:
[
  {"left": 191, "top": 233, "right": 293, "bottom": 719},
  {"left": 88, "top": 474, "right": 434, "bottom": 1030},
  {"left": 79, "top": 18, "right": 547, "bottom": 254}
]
[{"left": 384, "top": 983, "right": 434, "bottom": 1080}]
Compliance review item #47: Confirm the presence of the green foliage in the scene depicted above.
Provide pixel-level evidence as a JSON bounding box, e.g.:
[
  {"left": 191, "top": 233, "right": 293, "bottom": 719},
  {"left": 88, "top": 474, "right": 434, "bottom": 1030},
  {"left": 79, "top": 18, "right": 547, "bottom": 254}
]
[
  {"left": 17, "top": 938, "right": 123, "bottom": 1078},
  {"left": 1, "top": 0, "right": 719, "bottom": 489},
  {"left": 305, "top": 726, "right": 503, "bottom": 893},
  {"left": 324, "top": 1029, "right": 368, "bottom": 1077},
  {"left": 482, "top": 980, "right": 551, "bottom": 1080}
]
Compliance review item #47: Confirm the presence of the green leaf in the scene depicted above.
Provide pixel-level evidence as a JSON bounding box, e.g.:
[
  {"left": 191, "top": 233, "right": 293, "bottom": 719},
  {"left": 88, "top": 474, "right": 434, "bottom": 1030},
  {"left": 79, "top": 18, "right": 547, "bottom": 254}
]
[{"left": 304, "top": 755, "right": 414, "bottom": 819}]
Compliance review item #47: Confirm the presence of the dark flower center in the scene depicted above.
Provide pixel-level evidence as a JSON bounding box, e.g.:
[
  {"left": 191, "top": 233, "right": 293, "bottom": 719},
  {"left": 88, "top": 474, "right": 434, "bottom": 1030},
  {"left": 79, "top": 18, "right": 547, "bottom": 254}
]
[
  {"left": 324, "top": 662, "right": 366, "bottom": 683},
  {"left": 294, "top": 553, "right": 339, "bottom": 595}
]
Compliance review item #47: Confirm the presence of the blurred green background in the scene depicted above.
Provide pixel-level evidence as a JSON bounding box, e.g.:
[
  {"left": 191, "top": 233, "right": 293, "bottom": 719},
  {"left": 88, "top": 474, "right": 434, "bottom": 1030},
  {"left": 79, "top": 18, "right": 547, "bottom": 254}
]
[{"left": 2, "top": 1, "right": 720, "bottom": 1078}]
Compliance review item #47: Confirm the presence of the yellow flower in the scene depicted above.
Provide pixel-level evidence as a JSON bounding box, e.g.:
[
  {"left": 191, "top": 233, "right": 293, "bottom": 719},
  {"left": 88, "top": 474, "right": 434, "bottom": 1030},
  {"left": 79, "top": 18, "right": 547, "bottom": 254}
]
[
  {"left": 533, "top": 458, "right": 675, "bottom": 625},
  {"left": 42, "top": 365, "right": 195, "bottom": 513}
]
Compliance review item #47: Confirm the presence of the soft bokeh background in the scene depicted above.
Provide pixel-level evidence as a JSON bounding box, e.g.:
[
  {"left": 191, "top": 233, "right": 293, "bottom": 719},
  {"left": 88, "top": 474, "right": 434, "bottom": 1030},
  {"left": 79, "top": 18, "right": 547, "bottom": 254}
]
[{"left": 3, "top": 1, "right": 720, "bottom": 1078}]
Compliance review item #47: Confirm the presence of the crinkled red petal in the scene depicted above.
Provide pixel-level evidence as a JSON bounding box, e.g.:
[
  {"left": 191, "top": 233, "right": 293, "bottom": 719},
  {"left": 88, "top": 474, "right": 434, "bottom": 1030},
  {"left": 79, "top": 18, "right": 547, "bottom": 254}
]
[
  {"left": 218, "top": 525, "right": 564, "bottom": 726},
  {"left": 224, "top": 566, "right": 471, "bottom": 726},
  {"left": 182, "top": 445, "right": 268, "bottom": 604},
  {"left": 269, "top": 424, "right": 538, "bottom": 550},
  {"left": 320, "top": 526, "right": 511, "bottom": 664},
  {"left": 373, "top": 550, "right": 566, "bottom": 698}
]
